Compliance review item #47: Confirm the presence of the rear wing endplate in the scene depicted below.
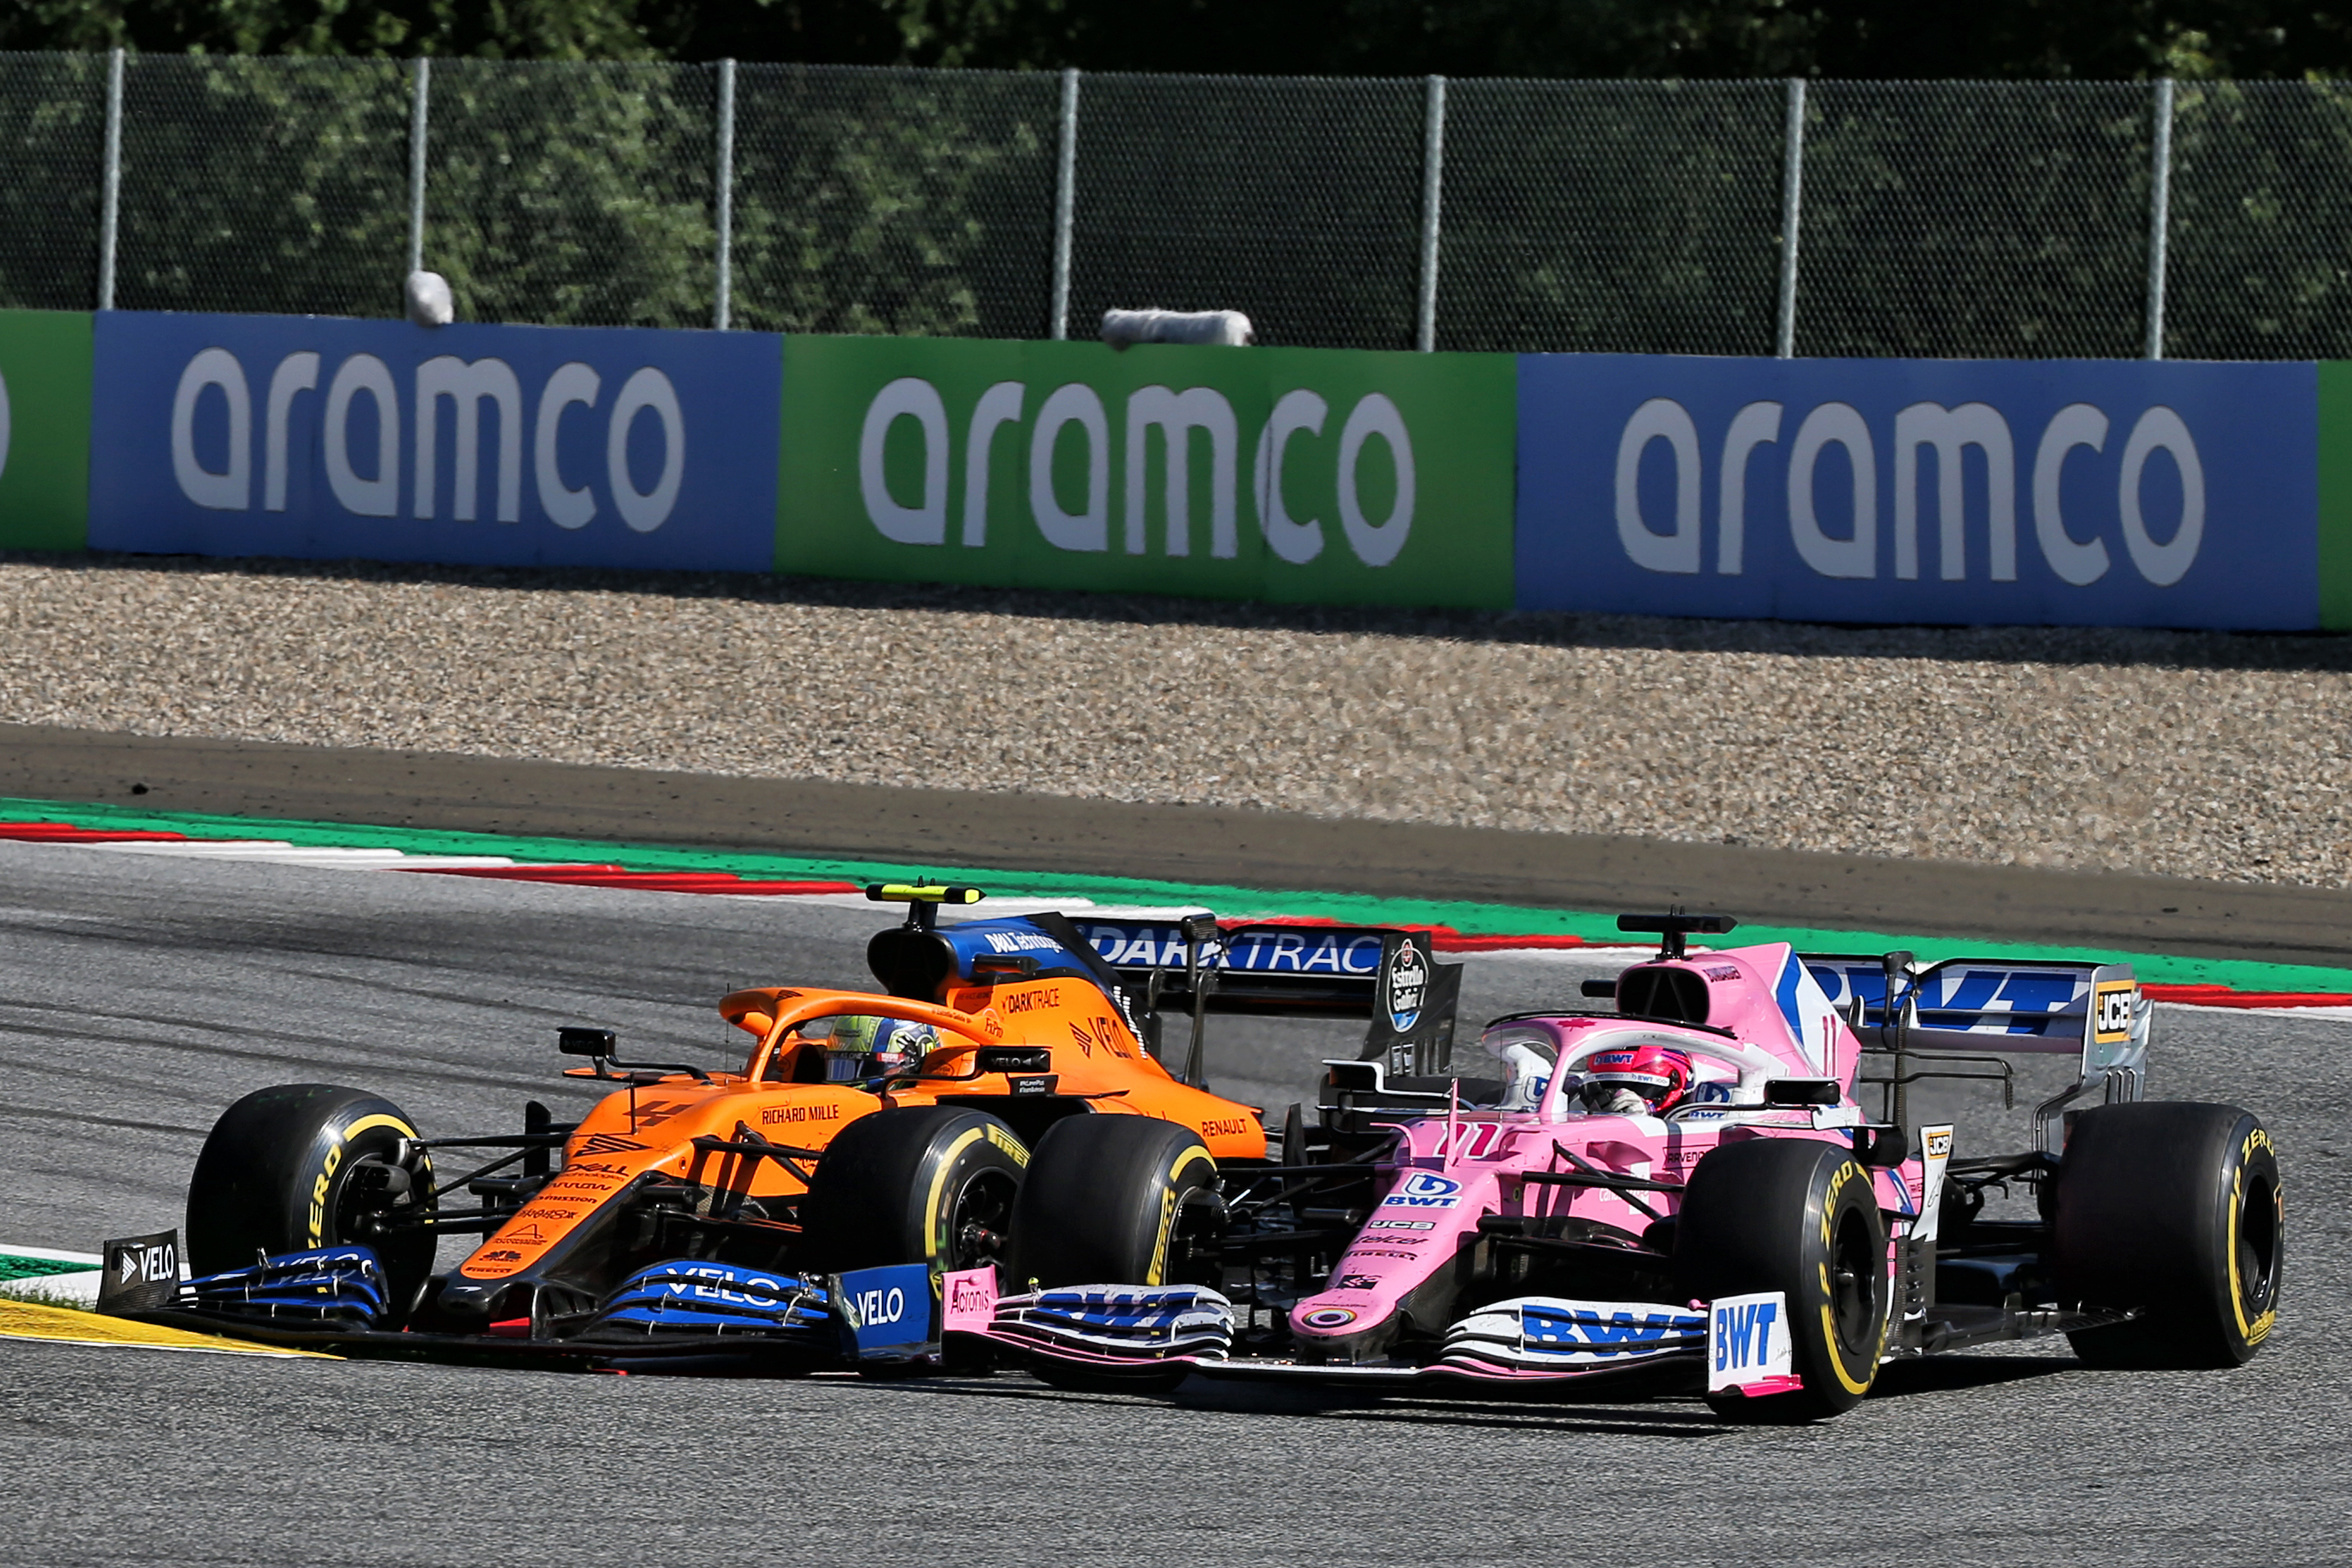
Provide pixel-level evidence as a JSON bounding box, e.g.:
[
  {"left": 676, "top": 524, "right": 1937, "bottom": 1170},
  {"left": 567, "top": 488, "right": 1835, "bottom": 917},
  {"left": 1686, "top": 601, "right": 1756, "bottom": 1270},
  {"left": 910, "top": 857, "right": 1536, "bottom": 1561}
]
[{"left": 1803, "top": 953, "right": 2149, "bottom": 1153}]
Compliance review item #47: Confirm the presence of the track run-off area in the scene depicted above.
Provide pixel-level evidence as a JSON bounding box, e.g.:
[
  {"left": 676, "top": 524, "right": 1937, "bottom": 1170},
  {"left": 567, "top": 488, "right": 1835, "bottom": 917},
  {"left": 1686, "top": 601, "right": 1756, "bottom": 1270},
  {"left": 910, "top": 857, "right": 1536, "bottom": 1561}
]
[{"left": 4, "top": 825, "right": 2350, "bottom": 1568}]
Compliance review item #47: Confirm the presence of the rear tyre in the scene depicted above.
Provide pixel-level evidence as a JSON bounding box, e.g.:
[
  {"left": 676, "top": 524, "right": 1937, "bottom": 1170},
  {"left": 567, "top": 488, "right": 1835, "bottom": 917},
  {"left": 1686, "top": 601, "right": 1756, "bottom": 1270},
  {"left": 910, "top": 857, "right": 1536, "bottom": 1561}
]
[
  {"left": 185, "top": 1084, "right": 436, "bottom": 1320},
  {"left": 798, "top": 1107, "right": 1027, "bottom": 1275},
  {"left": 2052, "top": 1101, "right": 2283, "bottom": 1369},
  {"left": 1002, "top": 1115, "right": 1221, "bottom": 1394},
  {"left": 1675, "top": 1137, "right": 1889, "bottom": 1423}
]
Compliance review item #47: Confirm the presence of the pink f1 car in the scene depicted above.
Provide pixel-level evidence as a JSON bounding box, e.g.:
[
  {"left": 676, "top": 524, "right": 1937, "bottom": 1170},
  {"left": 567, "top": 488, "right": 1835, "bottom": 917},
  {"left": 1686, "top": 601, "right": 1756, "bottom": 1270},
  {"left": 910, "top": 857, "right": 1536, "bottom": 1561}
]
[{"left": 952, "top": 912, "right": 2285, "bottom": 1421}]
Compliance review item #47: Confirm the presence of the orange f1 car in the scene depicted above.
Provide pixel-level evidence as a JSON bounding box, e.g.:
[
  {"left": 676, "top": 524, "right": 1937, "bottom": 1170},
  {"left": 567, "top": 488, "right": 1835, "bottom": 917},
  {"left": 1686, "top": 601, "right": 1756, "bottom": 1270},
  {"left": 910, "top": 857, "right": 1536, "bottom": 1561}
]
[{"left": 134, "top": 887, "right": 1460, "bottom": 1372}]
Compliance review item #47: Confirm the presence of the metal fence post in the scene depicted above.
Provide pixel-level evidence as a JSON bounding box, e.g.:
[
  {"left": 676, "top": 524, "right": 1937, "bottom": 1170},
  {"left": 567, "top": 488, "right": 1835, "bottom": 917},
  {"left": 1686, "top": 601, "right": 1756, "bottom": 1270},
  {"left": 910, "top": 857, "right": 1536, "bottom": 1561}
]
[
  {"left": 1050, "top": 68, "right": 1079, "bottom": 341},
  {"left": 1775, "top": 78, "right": 1806, "bottom": 359},
  {"left": 714, "top": 59, "right": 736, "bottom": 331},
  {"left": 1416, "top": 75, "right": 1447, "bottom": 353},
  {"left": 407, "top": 57, "right": 430, "bottom": 276},
  {"left": 2145, "top": 78, "right": 2175, "bottom": 361},
  {"left": 96, "top": 47, "right": 124, "bottom": 310}
]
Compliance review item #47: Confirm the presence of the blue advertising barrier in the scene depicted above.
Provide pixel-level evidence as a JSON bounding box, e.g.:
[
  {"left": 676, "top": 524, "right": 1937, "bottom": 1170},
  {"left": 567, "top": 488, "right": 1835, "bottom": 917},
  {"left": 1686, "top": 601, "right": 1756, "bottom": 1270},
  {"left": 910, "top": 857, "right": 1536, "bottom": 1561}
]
[
  {"left": 88, "top": 314, "right": 780, "bottom": 571},
  {"left": 1515, "top": 356, "right": 2319, "bottom": 629}
]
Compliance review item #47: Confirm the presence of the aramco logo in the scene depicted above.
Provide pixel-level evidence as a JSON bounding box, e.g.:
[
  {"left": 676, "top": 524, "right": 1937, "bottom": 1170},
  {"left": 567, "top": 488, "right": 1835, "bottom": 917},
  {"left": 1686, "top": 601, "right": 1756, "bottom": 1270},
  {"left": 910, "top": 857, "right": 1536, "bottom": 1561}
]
[
  {"left": 858, "top": 376, "right": 1415, "bottom": 567},
  {"left": 170, "top": 346, "right": 685, "bottom": 532},
  {"left": 1613, "top": 396, "right": 2205, "bottom": 588}
]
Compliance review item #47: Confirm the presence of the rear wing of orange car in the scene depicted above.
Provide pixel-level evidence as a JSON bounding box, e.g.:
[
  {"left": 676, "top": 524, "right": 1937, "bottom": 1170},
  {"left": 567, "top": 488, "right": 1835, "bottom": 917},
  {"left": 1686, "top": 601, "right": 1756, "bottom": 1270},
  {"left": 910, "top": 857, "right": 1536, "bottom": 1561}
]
[{"left": 1071, "top": 918, "right": 1465, "bottom": 1080}]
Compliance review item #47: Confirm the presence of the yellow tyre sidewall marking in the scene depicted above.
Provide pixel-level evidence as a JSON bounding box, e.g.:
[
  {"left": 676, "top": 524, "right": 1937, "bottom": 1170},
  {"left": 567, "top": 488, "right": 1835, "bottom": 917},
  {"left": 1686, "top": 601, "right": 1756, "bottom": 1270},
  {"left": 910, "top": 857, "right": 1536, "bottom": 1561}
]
[
  {"left": 2228, "top": 1127, "right": 2281, "bottom": 1349},
  {"left": 925, "top": 1127, "right": 990, "bottom": 1260},
  {"left": 1147, "top": 1145, "right": 1215, "bottom": 1288},
  {"left": 307, "top": 1112, "right": 420, "bottom": 1248},
  {"left": 1817, "top": 1159, "right": 1882, "bottom": 1397}
]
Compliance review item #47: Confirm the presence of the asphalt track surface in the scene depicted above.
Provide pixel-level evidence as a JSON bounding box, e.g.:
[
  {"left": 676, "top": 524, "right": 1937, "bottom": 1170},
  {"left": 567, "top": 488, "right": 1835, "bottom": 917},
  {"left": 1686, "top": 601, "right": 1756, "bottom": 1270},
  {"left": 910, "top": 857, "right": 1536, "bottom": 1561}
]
[
  {"left": 4, "top": 843, "right": 2349, "bottom": 1568},
  {"left": 15, "top": 721, "right": 2352, "bottom": 969}
]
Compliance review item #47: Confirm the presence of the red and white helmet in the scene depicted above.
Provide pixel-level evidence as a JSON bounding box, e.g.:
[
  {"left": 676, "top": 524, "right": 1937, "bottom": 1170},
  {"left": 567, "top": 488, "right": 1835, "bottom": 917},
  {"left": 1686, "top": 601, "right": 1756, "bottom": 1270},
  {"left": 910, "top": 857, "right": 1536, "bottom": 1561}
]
[{"left": 1578, "top": 1044, "right": 1694, "bottom": 1115}]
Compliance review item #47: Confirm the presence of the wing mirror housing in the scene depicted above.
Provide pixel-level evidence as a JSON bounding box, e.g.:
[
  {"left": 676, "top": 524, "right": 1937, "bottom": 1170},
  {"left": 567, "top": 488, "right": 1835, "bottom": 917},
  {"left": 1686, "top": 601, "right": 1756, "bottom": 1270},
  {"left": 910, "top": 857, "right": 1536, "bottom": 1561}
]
[
  {"left": 559, "top": 1027, "right": 617, "bottom": 1058},
  {"left": 557, "top": 1026, "right": 712, "bottom": 1083},
  {"left": 1763, "top": 1078, "right": 1841, "bottom": 1106}
]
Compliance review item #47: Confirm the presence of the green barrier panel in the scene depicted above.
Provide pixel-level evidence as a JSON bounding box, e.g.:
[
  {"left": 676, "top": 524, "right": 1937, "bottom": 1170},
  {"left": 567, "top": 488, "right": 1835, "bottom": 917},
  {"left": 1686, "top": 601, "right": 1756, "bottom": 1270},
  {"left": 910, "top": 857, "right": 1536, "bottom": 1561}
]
[
  {"left": 2320, "top": 361, "right": 2352, "bottom": 629},
  {"left": 0, "top": 310, "right": 93, "bottom": 552},
  {"left": 776, "top": 335, "right": 1516, "bottom": 608}
]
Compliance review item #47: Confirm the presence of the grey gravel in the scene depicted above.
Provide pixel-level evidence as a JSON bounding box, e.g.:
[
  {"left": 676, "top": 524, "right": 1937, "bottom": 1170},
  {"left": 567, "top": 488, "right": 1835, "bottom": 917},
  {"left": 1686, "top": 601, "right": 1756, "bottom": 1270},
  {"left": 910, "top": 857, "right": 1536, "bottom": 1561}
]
[{"left": 1, "top": 552, "right": 2345, "bottom": 887}]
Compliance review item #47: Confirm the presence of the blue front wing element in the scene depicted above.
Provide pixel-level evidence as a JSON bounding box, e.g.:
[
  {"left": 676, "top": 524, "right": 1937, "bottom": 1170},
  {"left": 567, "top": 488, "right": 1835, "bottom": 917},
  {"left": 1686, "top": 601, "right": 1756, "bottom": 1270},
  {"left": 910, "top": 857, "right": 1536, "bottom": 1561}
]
[
  {"left": 181, "top": 1245, "right": 390, "bottom": 1325},
  {"left": 1438, "top": 1297, "right": 1707, "bottom": 1374},
  {"left": 588, "top": 1261, "right": 834, "bottom": 1338},
  {"left": 992, "top": 1285, "right": 1235, "bottom": 1360}
]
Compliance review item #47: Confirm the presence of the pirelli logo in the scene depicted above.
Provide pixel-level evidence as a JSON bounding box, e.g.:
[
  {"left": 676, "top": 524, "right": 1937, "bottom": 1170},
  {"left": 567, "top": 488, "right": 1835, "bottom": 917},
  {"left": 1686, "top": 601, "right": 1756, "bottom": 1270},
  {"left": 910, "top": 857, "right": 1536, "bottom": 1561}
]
[{"left": 2094, "top": 980, "right": 2137, "bottom": 1044}]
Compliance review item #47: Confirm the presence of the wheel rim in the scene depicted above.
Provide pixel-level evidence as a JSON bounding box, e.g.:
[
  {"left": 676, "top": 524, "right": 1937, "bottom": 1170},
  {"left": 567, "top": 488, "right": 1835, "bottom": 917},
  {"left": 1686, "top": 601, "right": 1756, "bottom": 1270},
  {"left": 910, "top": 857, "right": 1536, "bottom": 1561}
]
[
  {"left": 948, "top": 1168, "right": 1019, "bottom": 1271},
  {"left": 1827, "top": 1204, "right": 1879, "bottom": 1351}
]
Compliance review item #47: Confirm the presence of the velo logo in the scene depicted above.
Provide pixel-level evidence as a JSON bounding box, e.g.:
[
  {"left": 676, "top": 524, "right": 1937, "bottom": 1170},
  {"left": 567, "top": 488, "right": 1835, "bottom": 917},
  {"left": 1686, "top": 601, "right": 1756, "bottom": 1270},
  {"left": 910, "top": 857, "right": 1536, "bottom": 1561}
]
[{"left": 855, "top": 1284, "right": 908, "bottom": 1327}]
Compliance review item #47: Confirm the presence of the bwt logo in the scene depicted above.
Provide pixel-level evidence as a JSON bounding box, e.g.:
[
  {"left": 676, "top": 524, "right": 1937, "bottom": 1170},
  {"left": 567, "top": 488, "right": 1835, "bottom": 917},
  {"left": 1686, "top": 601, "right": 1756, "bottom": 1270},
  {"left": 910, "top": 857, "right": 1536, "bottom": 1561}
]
[
  {"left": 169, "top": 347, "right": 686, "bottom": 532},
  {"left": 1713, "top": 1299, "right": 1780, "bottom": 1372},
  {"left": 860, "top": 377, "right": 1415, "bottom": 566},
  {"left": 1615, "top": 397, "right": 2204, "bottom": 588}
]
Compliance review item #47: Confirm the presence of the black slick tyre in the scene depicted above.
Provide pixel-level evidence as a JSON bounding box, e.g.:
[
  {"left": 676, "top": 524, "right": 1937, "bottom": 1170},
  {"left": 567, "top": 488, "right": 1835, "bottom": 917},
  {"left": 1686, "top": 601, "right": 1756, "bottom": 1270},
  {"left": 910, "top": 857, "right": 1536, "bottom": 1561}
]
[
  {"left": 2052, "top": 1101, "right": 2283, "bottom": 1369},
  {"left": 1675, "top": 1136, "right": 1890, "bottom": 1423},
  {"left": 798, "top": 1106, "right": 1027, "bottom": 1275},
  {"left": 185, "top": 1083, "right": 436, "bottom": 1319},
  {"left": 1001, "top": 1115, "right": 1220, "bottom": 1394}
]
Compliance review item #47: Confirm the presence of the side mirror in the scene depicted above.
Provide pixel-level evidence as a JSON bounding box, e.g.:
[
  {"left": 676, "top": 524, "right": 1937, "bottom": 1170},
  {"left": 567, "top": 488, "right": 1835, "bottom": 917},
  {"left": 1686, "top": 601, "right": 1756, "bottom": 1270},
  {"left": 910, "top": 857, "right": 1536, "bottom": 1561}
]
[
  {"left": 1853, "top": 1125, "right": 1911, "bottom": 1167},
  {"left": 1764, "top": 1078, "right": 1841, "bottom": 1107},
  {"left": 559, "top": 1027, "right": 616, "bottom": 1058}
]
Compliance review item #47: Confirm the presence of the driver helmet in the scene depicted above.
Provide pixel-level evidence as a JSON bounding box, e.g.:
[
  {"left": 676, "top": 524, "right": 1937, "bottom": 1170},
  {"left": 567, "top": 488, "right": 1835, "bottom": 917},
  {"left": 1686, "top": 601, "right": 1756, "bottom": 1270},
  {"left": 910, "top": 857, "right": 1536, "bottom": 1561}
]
[
  {"left": 826, "top": 1015, "right": 941, "bottom": 1081},
  {"left": 1577, "top": 1044, "right": 1693, "bottom": 1116}
]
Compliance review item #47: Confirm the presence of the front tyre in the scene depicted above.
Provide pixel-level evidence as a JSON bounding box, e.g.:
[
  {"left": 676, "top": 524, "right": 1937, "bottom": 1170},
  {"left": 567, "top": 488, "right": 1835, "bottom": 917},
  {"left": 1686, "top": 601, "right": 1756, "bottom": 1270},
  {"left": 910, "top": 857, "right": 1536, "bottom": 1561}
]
[
  {"left": 1675, "top": 1137, "right": 1890, "bottom": 1423},
  {"left": 1001, "top": 1116, "right": 1221, "bottom": 1395},
  {"left": 2052, "top": 1101, "right": 2283, "bottom": 1369},
  {"left": 185, "top": 1084, "right": 436, "bottom": 1318},
  {"left": 798, "top": 1107, "right": 1028, "bottom": 1275}
]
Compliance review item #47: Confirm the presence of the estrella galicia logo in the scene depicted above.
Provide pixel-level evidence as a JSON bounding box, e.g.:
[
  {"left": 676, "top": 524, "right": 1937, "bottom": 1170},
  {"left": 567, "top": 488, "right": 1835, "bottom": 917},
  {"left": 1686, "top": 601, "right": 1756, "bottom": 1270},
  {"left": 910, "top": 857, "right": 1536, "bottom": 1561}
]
[
  {"left": 1381, "top": 1171, "right": 1462, "bottom": 1209},
  {"left": 1387, "top": 939, "right": 1428, "bottom": 1033}
]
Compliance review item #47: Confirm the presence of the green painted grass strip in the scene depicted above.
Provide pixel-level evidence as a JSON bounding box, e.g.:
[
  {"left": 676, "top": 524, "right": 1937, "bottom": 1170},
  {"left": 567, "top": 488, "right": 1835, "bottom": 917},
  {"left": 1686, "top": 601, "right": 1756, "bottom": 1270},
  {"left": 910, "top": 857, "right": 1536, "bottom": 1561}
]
[{"left": 9, "top": 794, "right": 2352, "bottom": 997}]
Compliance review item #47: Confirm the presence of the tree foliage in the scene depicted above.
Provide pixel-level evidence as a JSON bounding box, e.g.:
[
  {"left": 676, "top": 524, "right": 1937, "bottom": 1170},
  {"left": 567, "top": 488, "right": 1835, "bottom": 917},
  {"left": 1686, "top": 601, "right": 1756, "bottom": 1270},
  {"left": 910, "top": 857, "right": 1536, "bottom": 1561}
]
[{"left": 7, "top": 0, "right": 2352, "bottom": 79}]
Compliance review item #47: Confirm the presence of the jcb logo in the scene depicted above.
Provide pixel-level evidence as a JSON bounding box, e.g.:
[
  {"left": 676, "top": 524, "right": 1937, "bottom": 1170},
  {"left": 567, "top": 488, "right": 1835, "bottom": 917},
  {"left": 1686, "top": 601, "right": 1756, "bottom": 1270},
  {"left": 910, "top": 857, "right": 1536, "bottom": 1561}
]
[{"left": 2094, "top": 982, "right": 2136, "bottom": 1044}]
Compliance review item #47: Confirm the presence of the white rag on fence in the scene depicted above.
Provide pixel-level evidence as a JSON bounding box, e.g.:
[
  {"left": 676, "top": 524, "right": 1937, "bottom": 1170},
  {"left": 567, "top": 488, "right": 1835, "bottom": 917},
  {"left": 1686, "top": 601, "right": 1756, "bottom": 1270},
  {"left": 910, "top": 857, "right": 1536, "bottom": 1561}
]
[
  {"left": 405, "top": 270, "right": 454, "bottom": 328},
  {"left": 1101, "top": 308, "right": 1254, "bottom": 348}
]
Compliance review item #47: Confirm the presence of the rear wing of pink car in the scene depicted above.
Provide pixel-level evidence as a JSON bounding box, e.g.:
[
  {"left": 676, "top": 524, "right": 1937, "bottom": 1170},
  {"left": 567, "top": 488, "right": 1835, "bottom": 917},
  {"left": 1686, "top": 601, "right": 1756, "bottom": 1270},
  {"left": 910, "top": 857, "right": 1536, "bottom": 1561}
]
[{"left": 1803, "top": 954, "right": 2148, "bottom": 1154}]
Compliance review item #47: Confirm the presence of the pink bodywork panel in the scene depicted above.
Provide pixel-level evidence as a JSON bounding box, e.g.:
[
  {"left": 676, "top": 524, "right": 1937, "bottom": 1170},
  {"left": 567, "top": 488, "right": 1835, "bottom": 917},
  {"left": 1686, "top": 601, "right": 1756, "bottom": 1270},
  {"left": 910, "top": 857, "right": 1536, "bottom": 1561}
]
[{"left": 1289, "top": 942, "right": 1868, "bottom": 1348}]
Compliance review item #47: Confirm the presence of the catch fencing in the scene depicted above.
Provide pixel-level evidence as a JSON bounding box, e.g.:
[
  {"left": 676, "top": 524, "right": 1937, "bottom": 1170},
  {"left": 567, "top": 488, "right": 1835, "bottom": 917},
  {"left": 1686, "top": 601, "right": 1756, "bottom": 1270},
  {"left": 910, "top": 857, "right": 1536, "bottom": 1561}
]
[{"left": 5, "top": 53, "right": 2352, "bottom": 358}]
